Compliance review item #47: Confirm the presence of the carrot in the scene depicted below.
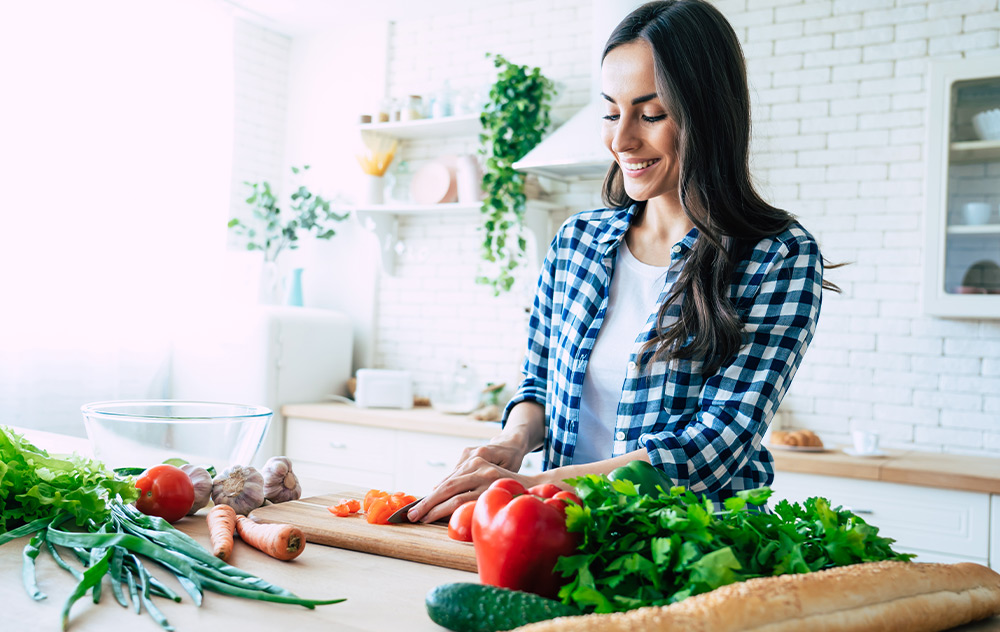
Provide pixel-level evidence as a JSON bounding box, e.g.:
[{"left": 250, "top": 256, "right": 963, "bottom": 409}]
[
  {"left": 206, "top": 504, "right": 237, "bottom": 561},
  {"left": 235, "top": 515, "right": 306, "bottom": 561}
]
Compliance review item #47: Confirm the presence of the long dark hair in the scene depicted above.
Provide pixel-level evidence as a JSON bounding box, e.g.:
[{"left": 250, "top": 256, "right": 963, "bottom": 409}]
[{"left": 602, "top": 0, "right": 840, "bottom": 375}]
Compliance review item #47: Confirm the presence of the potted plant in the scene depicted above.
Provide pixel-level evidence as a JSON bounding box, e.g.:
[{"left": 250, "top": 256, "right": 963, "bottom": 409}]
[
  {"left": 228, "top": 165, "right": 348, "bottom": 303},
  {"left": 477, "top": 53, "right": 556, "bottom": 296}
]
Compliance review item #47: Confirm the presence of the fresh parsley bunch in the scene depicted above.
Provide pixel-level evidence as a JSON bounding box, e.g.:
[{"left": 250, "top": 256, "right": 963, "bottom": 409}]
[
  {"left": 0, "top": 426, "right": 139, "bottom": 533},
  {"left": 556, "top": 475, "right": 914, "bottom": 613}
]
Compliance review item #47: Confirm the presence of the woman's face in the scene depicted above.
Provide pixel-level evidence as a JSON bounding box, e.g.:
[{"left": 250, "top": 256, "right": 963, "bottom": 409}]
[{"left": 600, "top": 40, "right": 680, "bottom": 204}]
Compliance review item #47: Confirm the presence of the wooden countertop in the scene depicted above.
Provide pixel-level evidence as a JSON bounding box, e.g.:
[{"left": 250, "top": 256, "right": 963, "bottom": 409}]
[
  {"left": 283, "top": 402, "right": 501, "bottom": 440},
  {"left": 284, "top": 403, "right": 1000, "bottom": 496},
  {"left": 770, "top": 447, "right": 1000, "bottom": 495},
  {"left": 2, "top": 426, "right": 473, "bottom": 632}
]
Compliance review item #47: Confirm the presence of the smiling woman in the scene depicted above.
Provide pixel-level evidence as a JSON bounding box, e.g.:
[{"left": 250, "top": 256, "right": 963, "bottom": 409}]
[
  {"left": 0, "top": 0, "right": 236, "bottom": 434},
  {"left": 409, "top": 0, "right": 839, "bottom": 526}
]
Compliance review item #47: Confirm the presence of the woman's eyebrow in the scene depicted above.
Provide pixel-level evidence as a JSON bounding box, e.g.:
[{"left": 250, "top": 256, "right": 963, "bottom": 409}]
[{"left": 601, "top": 92, "right": 659, "bottom": 105}]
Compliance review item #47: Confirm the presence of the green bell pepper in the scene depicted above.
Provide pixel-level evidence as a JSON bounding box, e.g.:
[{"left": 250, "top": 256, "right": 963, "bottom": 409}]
[{"left": 608, "top": 460, "right": 673, "bottom": 497}]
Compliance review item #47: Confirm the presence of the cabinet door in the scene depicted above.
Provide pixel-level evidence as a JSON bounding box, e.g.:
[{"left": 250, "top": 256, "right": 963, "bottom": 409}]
[
  {"left": 924, "top": 58, "right": 1000, "bottom": 318},
  {"left": 992, "top": 494, "right": 999, "bottom": 572},
  {"left": 284, "top": 417, "right": 395, "bottom": 474},
  {"left": 394, "top": 432, "right": 488, "bottom": 496},
  {"left": 770, "top": 472, "right": 990, "bottom": 563}
]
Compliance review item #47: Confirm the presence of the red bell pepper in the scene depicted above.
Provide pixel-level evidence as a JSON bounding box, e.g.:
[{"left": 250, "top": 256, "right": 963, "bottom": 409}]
[{"left": 471, "top": 478, "right": 580, "bottom": 599}]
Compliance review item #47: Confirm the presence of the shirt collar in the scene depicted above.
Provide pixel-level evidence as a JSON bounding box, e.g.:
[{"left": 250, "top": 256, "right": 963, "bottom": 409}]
[
  {"left": 597, "top": 204, "right": 638, "bottom": 245},
  {"left": 597, "top": 203, "right": 700, "bottom": 257}
]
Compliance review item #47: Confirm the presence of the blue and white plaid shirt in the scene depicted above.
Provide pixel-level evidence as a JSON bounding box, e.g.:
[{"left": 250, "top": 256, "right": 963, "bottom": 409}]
[{"left": 504, "top": 204, "right": 823, "bottom": 502}]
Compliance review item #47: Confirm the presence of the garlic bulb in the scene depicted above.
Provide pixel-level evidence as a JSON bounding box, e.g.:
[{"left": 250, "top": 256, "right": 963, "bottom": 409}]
[
  {"left": 180, "top": 463, "right": 213, "bottom": 515},
  {"left": 261, "top": 456, "right": 302, "bottom": 503},
  {"left": 211, "top": 465, "right": 265, "bottom": 516}
]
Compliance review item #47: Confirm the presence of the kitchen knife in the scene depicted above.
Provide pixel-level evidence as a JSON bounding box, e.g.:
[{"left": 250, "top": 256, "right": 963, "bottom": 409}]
[
  {"left": 386, "top": 499, "right": 421, "bottom": 523},
  {"left": 386, "top": 499, "right": 450, "bottom": 524}
]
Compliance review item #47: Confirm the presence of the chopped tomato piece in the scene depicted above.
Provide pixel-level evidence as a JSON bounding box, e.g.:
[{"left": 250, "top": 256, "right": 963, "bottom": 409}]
[
  {"left": 364, "top": 489, "right": 390, "bottom": 513},
  {"left": 366, "top": 497, "right": 394, "bottom": 524},
  {"left": 328, "top": 503, "right": 351, "bottom": 517},
  {"left": 389, "top": 492, "right": 418, "bottom": 512},
  {"left": 328, "top": 498, "right": 362, "bottom": 517}
]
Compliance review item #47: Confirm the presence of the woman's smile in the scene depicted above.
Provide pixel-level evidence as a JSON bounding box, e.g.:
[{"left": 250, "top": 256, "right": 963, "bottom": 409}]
[{"left": 620, "top": 157, "right": 661, "bottom": 175}]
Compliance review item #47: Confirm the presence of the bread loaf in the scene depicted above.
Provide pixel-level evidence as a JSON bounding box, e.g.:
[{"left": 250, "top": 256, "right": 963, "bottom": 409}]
[{"left": 514, "top": 561, "right": 1000, "bottom": 632}]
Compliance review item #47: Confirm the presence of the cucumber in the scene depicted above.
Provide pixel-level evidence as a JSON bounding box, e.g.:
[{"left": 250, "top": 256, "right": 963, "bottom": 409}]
[{"left": 426, "top": 583, "right": 581, "bottom": 632}]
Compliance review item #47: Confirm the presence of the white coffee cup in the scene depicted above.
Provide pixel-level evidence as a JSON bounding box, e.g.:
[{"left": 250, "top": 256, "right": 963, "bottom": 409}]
[
  {"left": 963, "top": 202, "right": 992, "bottom": 225},
  {"left": 852, "top": 430, "right": 879, "bottom": 455}
]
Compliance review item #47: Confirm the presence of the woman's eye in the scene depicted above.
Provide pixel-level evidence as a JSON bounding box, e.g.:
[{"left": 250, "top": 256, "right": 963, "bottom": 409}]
[
  {"left": 602, "top": 114, "right": 620, "bottom": 121},
  {"left": 642, "top": 114, "right": 667, "bottom": 123}
]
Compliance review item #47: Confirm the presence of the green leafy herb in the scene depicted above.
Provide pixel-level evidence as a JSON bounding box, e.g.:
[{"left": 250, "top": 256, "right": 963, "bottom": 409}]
[
  {"left": 477, "top": 53, "right": 556, "bottom": 295},
  {"left": 0, "top": 426, "right": 139, "bottom": 533},
  {"left": 556, "top": 475, "right": 914, "bottom": 614}
]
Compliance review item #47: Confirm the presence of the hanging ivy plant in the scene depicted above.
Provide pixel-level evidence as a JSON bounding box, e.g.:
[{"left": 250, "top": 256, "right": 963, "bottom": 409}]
[{"left": 477, "top": 53, "right": 556, "bottom": 295}]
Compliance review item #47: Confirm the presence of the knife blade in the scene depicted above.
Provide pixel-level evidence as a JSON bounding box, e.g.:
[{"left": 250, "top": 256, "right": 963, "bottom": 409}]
[{"left": 386, "top": 499, "right": 421, "bottom": 523}]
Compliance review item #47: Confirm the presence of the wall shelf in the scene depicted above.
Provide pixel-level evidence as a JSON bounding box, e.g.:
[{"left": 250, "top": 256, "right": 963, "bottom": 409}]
[
  {"left": 949, "top": 139, "right": 1000, "bottom": 163},
  {"left": 947, "top": 224, "right": 1000, "bottom": 236},
  {"left": 358, "top": 114, "right": 481, "bottom": 140}
]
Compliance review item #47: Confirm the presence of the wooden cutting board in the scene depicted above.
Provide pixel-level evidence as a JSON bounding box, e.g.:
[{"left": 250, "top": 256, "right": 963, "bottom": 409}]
[{"left": 248, "top": 491, "right": 478, "bottom": 573}]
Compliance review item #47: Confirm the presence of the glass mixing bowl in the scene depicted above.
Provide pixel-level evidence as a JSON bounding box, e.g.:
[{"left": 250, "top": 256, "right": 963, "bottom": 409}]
[{"left": 81, "top": 400, "right": 272, "bottom": 470}]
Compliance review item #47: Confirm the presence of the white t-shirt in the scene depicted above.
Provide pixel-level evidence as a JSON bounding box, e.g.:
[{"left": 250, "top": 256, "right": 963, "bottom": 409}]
[{"left": 574, "top": 241, "right": 670, "bottom": 464}]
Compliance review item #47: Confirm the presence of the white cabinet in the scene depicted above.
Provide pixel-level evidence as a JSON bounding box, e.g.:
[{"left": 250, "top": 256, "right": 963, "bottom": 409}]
[
  {"left": 992, "top": 494, "right": 1000, "bottom": 572},
  {"left": 285, "top": 416, "right": 517, "bottom": 496},
  {"left": 771, "top": 472, "right": 991, "bottom": 566},
  {"left": 924, "top": 57, "right": 1000, "bottom": 318}
]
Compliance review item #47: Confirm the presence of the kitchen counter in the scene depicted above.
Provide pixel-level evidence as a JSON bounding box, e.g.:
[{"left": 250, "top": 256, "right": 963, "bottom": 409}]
[
  {"left": 3, "top": 426, "right": 999, "bottom": 632},
  {"left": 2, "top": 427, "right": 474, "bottom": 632},
  {"left": 283, "top": 402, "right": 500, "bottom": 440},
  {"left": 283, "top": 403, "right": 1000, "bottom": 495}
]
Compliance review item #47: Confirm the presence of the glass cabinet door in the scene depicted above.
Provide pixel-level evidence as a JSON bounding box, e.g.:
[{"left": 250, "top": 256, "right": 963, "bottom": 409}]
[{"left": 925, "top": 58, "right": 1000, "bottom": 318}]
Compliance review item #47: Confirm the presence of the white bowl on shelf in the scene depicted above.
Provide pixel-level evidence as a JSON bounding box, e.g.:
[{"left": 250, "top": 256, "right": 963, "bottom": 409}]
[{"left": 972, "top": 108, "right": 1000, "bottom": 141}]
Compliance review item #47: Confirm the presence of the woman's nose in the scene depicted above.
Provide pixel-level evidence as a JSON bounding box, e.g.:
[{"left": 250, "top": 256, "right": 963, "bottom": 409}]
[{"left": 611, "top": 119, "right": 638, "bottom": 154}]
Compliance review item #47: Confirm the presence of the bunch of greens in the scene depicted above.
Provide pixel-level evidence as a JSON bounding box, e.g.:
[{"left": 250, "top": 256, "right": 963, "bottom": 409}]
[
  {"left": 556, "top": 475, "right": 914, "bottom": 614},
  {"left": 0, "top": 426, "right": 139, "bottom": 533},
  {"left": 1, "top": 429, "right": 343, "bottom": 631}
]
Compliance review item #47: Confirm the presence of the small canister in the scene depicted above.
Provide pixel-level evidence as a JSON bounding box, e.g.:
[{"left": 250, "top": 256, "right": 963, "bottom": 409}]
[{"left": 401, "top": 95, "right": 423, "bottom": 121}]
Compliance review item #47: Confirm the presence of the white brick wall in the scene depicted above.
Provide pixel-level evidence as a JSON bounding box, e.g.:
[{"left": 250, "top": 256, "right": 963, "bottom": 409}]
[
  {"left": 228, "top": 20, "right": 291, "bottom": 238},
  {"left": 361, "top": 0, "right": 1000, "bottom": 456}
]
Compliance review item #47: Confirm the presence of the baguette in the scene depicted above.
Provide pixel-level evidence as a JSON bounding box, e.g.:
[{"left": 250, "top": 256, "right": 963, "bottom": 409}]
[{"left": 515, "top": 561, "right": 1000, "bottom": 632}]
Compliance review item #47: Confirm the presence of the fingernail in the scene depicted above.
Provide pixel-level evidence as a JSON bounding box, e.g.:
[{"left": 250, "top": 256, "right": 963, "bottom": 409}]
[{"left": 407, "top": 509, "right": 417, "bottom": 520}]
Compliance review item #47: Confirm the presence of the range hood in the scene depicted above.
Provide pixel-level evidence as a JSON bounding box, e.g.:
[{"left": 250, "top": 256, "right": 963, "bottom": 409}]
[{"left": 514, "top": 0, "right": 644, "bottom": 182}]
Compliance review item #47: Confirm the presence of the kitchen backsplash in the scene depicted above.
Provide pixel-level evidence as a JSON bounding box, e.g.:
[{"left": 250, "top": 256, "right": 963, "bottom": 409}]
[{"left": 239, "top": 0, "right": 1000, "bottom": 457}]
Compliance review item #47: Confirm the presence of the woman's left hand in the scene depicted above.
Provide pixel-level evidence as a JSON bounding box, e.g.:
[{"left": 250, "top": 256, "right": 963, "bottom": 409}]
[{"left": 405, "top": 453, "right": 538, "bottom": 524}]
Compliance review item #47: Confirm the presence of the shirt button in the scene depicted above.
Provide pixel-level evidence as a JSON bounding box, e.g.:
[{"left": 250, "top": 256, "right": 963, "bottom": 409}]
[
  {"left": 671, "top": 244, "right": 682, "bottom": 254},
  {"left": 615, "top": 431, "right": 626, "bottom": 441},
  {"left": 627, "top": 361, "right": 637, "bottom": 371}
]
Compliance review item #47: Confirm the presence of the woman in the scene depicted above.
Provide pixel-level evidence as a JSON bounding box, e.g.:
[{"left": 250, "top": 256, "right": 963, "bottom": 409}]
[{"left": 408, "top": 0, "right": 835, "bottom": 524}]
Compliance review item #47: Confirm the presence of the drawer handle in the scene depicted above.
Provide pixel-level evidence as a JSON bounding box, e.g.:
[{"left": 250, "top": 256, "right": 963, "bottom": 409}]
[
  {"left": 329, "top": 442, "right": 348, "bottom": 449},
  {"left": 426, "top": 460, "right": 447, "bottom": 467},
  {"left": 846, "top": 507, "right": 874, "bottom": 515}
]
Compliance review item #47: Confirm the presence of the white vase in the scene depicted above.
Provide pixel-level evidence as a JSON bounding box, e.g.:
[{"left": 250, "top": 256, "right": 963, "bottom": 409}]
[
  {"left": 365, "top": 175, "right": 385, "bottom": 205},
  {"left": 258, "top": 261, "right": 282, "bottom": 305}
]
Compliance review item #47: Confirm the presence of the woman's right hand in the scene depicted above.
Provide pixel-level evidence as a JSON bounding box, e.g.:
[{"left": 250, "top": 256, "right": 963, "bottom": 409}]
[{"left": 405, "top": 440, "right": 531, "bottom": 524}]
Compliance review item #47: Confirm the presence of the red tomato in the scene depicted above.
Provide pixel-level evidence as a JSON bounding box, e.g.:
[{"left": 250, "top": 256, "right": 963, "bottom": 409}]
[
  {"left": 447, "top": 500, "right": 477, "bottom": 542},
  {"left": 488, "top": 478, "right": 527, "bottom": 496},
  {"left": 527, "top": 483, "right": 562, "bottom": 499},
  {"left": 552, "top": 490, "right": 581, "bottom": 506},
  {"left": 134, "top": 464, "right": 194, "bottom": 523}
]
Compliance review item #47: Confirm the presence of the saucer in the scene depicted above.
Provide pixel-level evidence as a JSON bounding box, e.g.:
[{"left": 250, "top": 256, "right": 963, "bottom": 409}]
[{"left": 843, "top": 448, "right": 887, "bottom": 458}]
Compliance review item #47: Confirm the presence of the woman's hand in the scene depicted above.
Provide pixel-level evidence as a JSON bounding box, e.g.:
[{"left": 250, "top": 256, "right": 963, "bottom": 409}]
[{"left": 406, "top": 442, "right": 535, "bottom": 524}]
